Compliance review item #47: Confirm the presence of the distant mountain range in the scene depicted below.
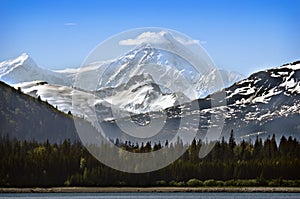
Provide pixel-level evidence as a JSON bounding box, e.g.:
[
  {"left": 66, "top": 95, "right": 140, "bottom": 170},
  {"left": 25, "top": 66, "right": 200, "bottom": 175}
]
[
  {"left": 0, "top": 48, "right": 299, "bottom": 143},
  {"left": 0, "top": 45, "right": 243, "bottom": 115},
  {"left": 0, "top": 44, "right": 243, "bottom": 132}
]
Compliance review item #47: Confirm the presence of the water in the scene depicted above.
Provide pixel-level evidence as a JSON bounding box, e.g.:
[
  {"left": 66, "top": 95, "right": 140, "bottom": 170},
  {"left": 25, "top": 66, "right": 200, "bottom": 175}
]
[{"left": 0, "top": 192, "right": 300, "bottom": 199}]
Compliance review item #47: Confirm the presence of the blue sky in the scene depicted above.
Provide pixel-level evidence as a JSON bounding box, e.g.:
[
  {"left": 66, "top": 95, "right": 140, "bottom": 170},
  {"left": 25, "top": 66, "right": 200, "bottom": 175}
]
[{"left": 0, "top": 0, "right": 299, "bottom": 75}]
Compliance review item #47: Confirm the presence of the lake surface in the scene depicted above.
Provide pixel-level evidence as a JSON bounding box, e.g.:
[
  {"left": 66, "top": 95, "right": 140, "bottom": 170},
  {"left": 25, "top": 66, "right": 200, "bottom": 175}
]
[{"left": 0, "top": 192, "right": 300, "bottom": 199}]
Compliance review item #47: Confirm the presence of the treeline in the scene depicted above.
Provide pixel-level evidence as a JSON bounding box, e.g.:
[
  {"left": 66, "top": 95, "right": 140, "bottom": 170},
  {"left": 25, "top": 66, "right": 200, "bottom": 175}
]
[{"left": 1, "top": 133, "right": 300, "bottom": 187}]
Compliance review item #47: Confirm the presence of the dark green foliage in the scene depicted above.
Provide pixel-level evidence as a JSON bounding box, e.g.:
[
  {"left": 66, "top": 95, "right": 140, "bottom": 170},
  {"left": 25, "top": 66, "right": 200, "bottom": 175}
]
[
  {"left": 203, "top": 179, "right": 217, "bottom": 186},
  {"left": 187, "top": 178, "right": 203, "bottom": 187},
  {"left": 1, "top": 134, "right": 300, "bottom": 187}
]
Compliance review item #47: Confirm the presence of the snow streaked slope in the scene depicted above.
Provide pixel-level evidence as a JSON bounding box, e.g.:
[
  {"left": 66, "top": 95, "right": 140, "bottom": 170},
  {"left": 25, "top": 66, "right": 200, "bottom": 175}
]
[
  {"left": 223, "top": 61, "right": 300, "bottom": 140},
  {"left": 97, "top": 73, "right": 185, "bottom": 114},
  {"left": 225, "top": 61, "right": 300, "bottom": 105},
  {"left": 13, "top": 81, "right": 102, "bottom": 119},
  {"left": 13, "top": 74, "right": 182, "bottom": 121}
]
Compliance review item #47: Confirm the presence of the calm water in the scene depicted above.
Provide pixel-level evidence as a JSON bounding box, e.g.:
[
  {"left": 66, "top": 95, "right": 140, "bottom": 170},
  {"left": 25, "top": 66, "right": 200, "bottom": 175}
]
[{"left": 0, "top": 192, "right": 300, "bottom": 199}]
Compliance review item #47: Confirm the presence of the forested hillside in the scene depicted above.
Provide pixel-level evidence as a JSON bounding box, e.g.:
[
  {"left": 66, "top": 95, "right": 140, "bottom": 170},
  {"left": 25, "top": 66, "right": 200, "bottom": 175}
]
[{"left": 0, "top": 81, "right": 78, "bottom": 142}]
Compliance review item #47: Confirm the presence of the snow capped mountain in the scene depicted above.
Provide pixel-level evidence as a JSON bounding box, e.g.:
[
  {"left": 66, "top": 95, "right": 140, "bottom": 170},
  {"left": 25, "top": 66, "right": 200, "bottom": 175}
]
[
  {"left": 0, "top": 47, "right": 243, "bottom": 99},
  {"left": 0, "top": 53, "right": 71, "bottom": 85},
  {"left": 0, "top": 46, "right": 243, "bottom": 120},
  {"left": 97, "top": 43, "right": 244, "bottom": 99}
]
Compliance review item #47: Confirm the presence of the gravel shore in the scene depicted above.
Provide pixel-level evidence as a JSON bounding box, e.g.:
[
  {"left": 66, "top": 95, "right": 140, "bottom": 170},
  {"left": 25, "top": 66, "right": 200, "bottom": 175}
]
[{"left": 1, "top": 187, "right": 300, "bottom": 193}]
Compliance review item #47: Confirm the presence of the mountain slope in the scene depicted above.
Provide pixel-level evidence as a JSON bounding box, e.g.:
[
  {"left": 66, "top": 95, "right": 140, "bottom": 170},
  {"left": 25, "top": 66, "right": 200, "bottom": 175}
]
[
  {"left": 189, "top": 60, "right": 300, "bottom": 141},
  {"left": 0, "top": 81, "right": 81, "bottom": 142}
]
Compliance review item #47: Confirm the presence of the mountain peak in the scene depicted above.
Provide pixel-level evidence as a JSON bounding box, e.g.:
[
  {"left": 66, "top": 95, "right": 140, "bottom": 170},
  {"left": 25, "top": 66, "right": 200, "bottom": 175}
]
[
  {"left": 137, "top": 43, "right": 154, "bottom": 49},
  {"left": 0, "top": 53, "right": 57, "bottom": 84},
  {"left": 11, "top": 53, "right": 30, "bottom": 65},
  {"left": 0, "top": 53, "right": 31, "bottom": 78},
  {"left": 129, "top": 43, "right": 156, "bottom": 55},
  {"left": 19, "top": 52, "right": 29, "bottom": 59},
  {"left": 0, "top": 53, "right": 29, "bottom": 66}
]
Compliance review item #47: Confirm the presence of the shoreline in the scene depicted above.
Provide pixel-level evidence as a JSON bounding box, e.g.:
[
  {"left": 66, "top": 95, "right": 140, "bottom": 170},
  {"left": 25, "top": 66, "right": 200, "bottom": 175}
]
[{"left": 1, "top": 187, "right": 300, "bottom": 193}]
